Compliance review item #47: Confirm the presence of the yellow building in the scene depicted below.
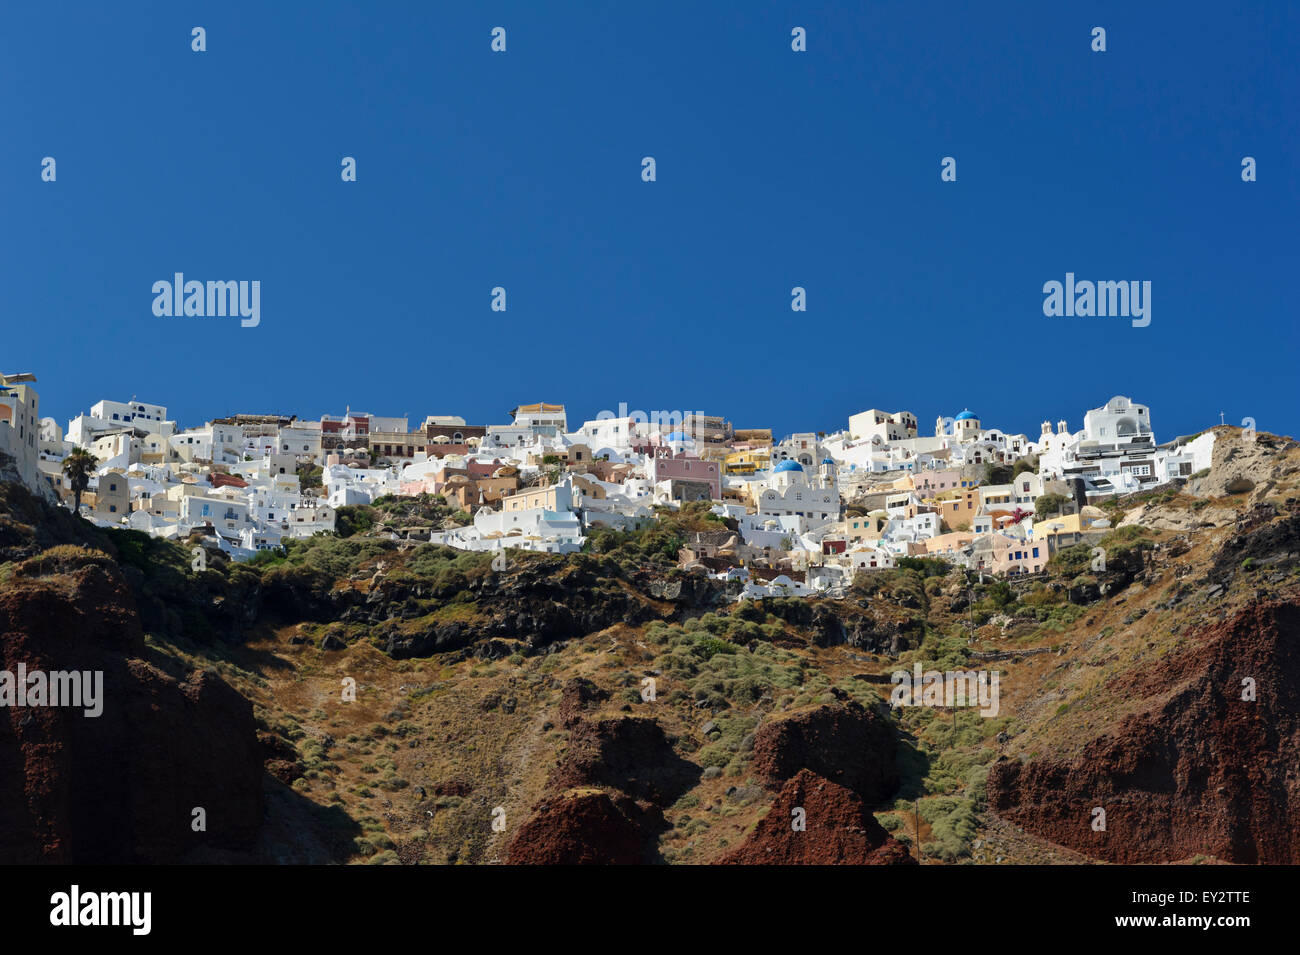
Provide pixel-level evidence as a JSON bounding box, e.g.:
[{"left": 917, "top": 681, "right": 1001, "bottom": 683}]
[
  {"left": 725, "top": 448, "right": 771, "bottom": 475},
  {"left": 846, "top": 512, "right": 888, "bottom": 543},
  {"left": 1031, "top": 508, "right": 1106, "bottom": 540},
  {"left": 501, "top": 481, "right": 580, "bottom": 513}
]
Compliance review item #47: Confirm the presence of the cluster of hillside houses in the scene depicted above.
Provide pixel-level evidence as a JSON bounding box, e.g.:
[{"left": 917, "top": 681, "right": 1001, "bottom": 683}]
[{"left": 1, "top": 372, "right": 1215, "bottom": 597}]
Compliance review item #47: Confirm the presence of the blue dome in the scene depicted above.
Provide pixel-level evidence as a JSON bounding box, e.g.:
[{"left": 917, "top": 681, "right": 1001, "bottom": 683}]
[
  {"left": 665, "top": 431, "right": 690, "bottom": 441},
  {"left": 821, "top": 457, "right": 835, "bottom": 465},
  {"left": 955, "top": 409, "right": 977, "bottom": 421},
  {"left": 773, "top": 460, "right": 804, "bottom": 473}
]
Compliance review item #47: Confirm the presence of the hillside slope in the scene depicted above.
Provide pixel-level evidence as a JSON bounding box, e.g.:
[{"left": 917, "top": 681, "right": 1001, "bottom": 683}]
[{"left": 2, "top": 426, "right": 1297, "bottom": 864}]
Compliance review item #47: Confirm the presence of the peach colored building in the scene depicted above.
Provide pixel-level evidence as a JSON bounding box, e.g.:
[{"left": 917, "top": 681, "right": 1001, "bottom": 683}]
[
  {"left": 921, "top": 531, "right": 975, "bottom": 558},
  {"left": 991, "top": 537, "right": 1048, "bottom": 576},
  {"left": 927, "top": 488, "right": 981, "bottom": 531}
]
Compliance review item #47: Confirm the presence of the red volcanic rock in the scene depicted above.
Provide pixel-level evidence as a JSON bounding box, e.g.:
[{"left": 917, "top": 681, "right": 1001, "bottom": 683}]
[
  {"left": 512, "top": 700, "right": 697, "bottom": 864},
  {"left": 259, "top": 730, "right": 303, "bottom": 785},
  {"left": 987, "top": 598, "right": 1300, "bottom": 863},
  {"left": 556, "top": 676, "right": 609, "bottom": 728},
  {"left": 752, "top": 699, "right": 899, "bottom": 803},
  {"left": 0, "top": 553, "right": 263, "bottom": 863},
  {"left": 717, "top": 769, "right": 915, "bottom": 865},
  {"left": 432, "top": 778, "right": 474, "bottom": 797},
  {"left": 507, "top": 791, "right": 659, "bottom": 865},
  {"left": 547, "top": 716, "right": 697, "bottom": 805}
]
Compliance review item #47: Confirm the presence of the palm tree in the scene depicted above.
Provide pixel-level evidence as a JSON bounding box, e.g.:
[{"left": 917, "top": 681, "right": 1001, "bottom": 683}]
[{"left": 61, "top": 448, "right": 98, "bottom": 516}]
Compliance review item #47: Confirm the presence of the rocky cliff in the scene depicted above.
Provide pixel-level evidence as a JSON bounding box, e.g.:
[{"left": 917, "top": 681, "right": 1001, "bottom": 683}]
[
  {"left": 987, "top": 597, "right": 1300, "bottom": 863},
  {"left": 0, "top": 546, "right": 263, "bottom": 863}
]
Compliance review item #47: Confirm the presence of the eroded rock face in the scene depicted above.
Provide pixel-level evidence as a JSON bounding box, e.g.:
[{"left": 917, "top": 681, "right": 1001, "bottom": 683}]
[
  {"left": 987, "top": 598, "right": 1300, "bottom": 863},
  {"left": 0, "top": 553, "right": 263, "bottom": 863},
  {"left": 752, "top": 700, "right": 899, "bottom": 805},
  {"left": 1212, "top": 508, "right": 1300, "bottom": 579},
  {"left": 547, "top": 716, "right": 699, "bottom": 807},
  {"left": 756, "top": 598, "right": 919, "bottom": 655},
  {"left": 507, "top": 791, "right": 660, "bottom": 865},
  {"left": 509, "top": 679, "right": 699, "bottom": 864},
  {"left": 1194, "top": 428, "right": 1297, "bottom": 499},
  {"left": 378, "top": 560, "right": 721, "bottom": 659},
  {"left": 557, "top": 677, "right": 610, "bottom": 728},
  {"left": 717, "top": 769, "right": 915, "bottom": 865}
]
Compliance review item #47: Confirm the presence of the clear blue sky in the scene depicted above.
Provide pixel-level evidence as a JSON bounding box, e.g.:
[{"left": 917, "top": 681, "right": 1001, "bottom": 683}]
[{"left": 4, "top": 1, "right": 1296, "bottom": 441}]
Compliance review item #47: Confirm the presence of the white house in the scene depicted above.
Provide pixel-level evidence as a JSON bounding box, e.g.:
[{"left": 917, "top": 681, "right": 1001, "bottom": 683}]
[
  {"left": 68, "top": 398, "right": 174, "bottom": 447},
  {"left": 278, "top": 424, "right": 322, "bottom": 462},
  {"left": 848, "top": 409, "right": 917, "bottom": 444},
  {"left": 437, "top": 503, "right": 584, "bottom": 554}
]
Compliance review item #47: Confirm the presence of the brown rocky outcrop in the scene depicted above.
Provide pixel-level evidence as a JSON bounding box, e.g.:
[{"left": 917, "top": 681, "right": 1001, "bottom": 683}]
[
  {"left": 987, "top": 597, "right": 1300, "bottom": 863},
  {"left": 753, "top": 596, "right": 920, "bottom": 655},
  {"left": 509, "top": 682, "right": 699, "bottom": 864},
  {"left": 557, "top": 676, "right": 610, "bottom": 727},
  {"left": 0, "top": 548, "right": 264, "bottom": 863},
  {"left": 1193, "top": 427, "right": 1296, "bottom": 499},
  {"left": 507, "top": 791, "right": 661, "bottom": 865},
  {"left": 373, "top": 558, "right": 721, "bottom": 658},
  {"left": 547, "top": 715, "right": 699, "bottom": 804},
  {"left": 752, "top": 699, "right": 899, "bottom": 804},
  {"left": 717, "top": 769, "right": 915, "bottom": 865},
  {"left": 1211, "top": 507, "right": 1300, "bottom": 579},
  {"left": 259, "top": 730, "right": 304, "bottom": 785}
]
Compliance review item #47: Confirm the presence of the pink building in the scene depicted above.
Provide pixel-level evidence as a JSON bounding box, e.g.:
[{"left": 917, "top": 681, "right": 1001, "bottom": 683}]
[
  {"left": 911, "top": 468, "right": 975, "bottom": 498},
  {"left": 466, "top": 459, "right": 506, "bottom": 478},
  {"left": 399, "top": 477, "right": 440, "bottom": 496},
  {"left": 647, "top": 449, "right": 720, "bottom": 499}
]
